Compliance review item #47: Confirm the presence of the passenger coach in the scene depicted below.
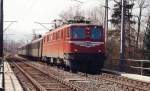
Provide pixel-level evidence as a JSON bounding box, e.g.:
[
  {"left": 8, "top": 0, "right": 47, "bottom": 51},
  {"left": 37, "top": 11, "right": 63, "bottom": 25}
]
[{"left": 18, "top": 38, "right": 42, "bottom": 60}]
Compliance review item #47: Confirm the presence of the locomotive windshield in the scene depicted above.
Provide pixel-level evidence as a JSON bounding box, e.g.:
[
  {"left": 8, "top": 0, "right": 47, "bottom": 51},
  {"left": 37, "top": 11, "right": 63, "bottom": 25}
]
[
  {"left": 91, "top": 26, "right": 102, "bottom": 40},
  {"left": 71, "top": 27, "right": 85, "bottom": 39}
]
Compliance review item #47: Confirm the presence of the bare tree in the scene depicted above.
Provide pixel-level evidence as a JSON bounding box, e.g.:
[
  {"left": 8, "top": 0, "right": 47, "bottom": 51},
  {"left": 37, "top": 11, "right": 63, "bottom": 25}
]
[
  {"left": 85, "top": 7, "right": 104, "bottom": 25},
  {"left": 59, "top": 7, "right": 74, "bottom": 21},
  {"left": 59, "top": 5, "right": 104, "bottom": 25},
  {"left": 4, "top": 40, "right": 24, "bottom": 56},
  {"left": 136, "top": 0, "right": 148, "bottom": 49},
  {"left": 59, "top": 6, "right": 83, "bottom": 22}
]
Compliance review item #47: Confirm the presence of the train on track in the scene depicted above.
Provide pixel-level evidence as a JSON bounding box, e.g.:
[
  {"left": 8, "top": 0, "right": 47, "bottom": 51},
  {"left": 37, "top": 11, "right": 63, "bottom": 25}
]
[{"left": 18, "top": 24, "right": 106, "bottom": 73}]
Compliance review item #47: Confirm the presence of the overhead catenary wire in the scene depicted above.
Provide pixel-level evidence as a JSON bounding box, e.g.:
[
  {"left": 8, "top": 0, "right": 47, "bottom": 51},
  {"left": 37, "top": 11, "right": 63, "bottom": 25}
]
[
  {"left": 34, "top": 22, "right": 53, "bottom": 30},
  {"left": 4, "top": 21, "right": 17, "bottom": 32}
]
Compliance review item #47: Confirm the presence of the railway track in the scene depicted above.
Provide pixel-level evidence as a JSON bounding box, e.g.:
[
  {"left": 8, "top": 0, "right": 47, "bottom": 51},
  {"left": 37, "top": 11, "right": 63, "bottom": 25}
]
[
  {"left": 20, "top": 60, "right": 123, "bottom": 91},
  {"left": 31, "top": 60, "right": 150, "bottom": 91},
  {"left": 9, "top": 59, "right": 84, "bottom": 91},
  {"left": 86, "top": 73, "right": 150, "bottom": 91},
  {"left": 8, "top": 57, "right": 150, "bottom": 91}
]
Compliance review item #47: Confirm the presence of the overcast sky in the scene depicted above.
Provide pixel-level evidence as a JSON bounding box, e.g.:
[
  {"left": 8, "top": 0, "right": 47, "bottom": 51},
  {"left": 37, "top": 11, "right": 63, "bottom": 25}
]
[
  {"left": 4, "top": 0, "right": 149, "bottom": 43},
  {"left": 4, "top": 0, "right": 104, "bottom": 42}
]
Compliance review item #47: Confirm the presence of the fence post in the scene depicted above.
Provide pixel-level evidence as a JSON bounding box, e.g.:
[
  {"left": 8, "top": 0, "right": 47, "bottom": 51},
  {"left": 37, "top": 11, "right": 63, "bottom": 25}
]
[
  {"left": 0, "top": 57, "right": 4, "bottom": 91},
  {"left": 140, "top": 61, "right": 143, "bottom": 75}
]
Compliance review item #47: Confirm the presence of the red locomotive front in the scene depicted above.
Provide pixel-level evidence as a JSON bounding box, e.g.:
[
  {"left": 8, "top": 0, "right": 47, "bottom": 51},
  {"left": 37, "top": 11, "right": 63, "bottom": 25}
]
[{"left": 42, "top": 24, "right": 106, "bottom": 73}]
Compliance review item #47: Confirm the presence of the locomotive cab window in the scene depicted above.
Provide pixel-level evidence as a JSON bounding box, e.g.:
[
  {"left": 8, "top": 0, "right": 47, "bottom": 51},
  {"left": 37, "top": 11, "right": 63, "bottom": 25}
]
[
  {"left": 71, "top": 27, "right": 85, "bottom": 39},
  {"left": 91, "top": 26, "right": 102, "bottom": 40}
]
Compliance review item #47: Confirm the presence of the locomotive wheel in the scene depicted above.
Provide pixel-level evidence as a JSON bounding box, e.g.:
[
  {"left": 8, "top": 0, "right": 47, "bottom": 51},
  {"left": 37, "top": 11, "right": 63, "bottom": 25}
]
[
  {"left": 64, "top": 66, "right": 70, "bottom": 71},
  {"left": 50, "top": 58, "right": 54, "bottom": 66},
  {"left": 70, "top": 65, "right": 77, "bottom": 73},
  {"left": 71, "top": 68, "right": 77, "bottom": 73}
]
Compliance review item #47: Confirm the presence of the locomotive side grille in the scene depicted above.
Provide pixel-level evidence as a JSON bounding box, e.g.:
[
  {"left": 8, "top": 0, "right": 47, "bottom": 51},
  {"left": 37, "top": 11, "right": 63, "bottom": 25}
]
[
  {"left": 68, "top": 41, "right": 104, "bottom": 48},
  {"left": 65, "top": 53, "right": 106, "bottom": 61}
]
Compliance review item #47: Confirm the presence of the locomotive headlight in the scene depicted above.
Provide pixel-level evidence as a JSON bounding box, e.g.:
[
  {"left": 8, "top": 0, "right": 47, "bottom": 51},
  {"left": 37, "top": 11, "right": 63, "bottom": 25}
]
[
  {"left": 74, "top": 49, "right": 78, "bottom": 52},
  {"left": 86, "top": 27, "right": 90, "bottom": 30},
  {"left": 98, "top": 50, "right": 101, "bottom": 52}
]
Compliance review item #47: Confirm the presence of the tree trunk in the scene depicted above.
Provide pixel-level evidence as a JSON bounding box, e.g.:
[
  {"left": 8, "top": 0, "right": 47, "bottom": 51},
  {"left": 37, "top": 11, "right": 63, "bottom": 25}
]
[{"left": 136, "top": 7, "right": 142, "bottom": 50}]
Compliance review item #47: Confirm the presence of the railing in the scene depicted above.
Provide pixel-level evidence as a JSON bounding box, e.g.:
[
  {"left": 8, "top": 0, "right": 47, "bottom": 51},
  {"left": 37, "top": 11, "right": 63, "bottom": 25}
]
[
  {"left": 126, "top": 59, "right": 150, "bottom": 75},
  {"left": 0, "top": 57, "right": 4, "bottom": 91},
  {"left": 106, "top": 59, "right": 150, "bottom": 75}
]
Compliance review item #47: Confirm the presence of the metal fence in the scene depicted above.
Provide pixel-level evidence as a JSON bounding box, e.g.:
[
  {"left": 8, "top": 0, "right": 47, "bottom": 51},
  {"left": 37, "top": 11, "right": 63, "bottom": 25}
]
[
  {"left": 126, "top": 59, "right": 150, "bottom": 75},
  {"left": 104, "top": 58, "right": 150, "bottom": 75},
  {"left": 0, "top": 57, "right": 4, "bottom": 91}
]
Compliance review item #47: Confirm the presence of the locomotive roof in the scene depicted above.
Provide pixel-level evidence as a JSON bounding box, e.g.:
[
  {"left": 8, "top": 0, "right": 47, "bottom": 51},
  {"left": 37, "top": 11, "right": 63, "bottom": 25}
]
[{"left": 44, "top": 23, "right": 103, "bottom": 36}]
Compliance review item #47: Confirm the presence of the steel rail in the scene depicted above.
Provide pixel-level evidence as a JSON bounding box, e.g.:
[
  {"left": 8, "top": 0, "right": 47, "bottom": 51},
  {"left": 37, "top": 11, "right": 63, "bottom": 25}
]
[
  {"left": 12, "top": 60, "right": 86, "bottom": 91},
  {"left": 23, "top": 61, "right": 86, "bottom": 91},
  {"left": 13, "top": 57, "right": 150, "bottom": 91},
  {"left": 12, "top": 61, "right": 47, "bottom": 91}
]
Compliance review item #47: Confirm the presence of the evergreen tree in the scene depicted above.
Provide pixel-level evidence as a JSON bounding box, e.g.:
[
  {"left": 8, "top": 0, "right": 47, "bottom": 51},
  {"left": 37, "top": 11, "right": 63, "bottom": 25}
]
[
  {"left": 110, "top": 0, "right": 136, "bottom": 59},
  {"left": 111, "top": 1, "right": 135, "bottom": 30}
]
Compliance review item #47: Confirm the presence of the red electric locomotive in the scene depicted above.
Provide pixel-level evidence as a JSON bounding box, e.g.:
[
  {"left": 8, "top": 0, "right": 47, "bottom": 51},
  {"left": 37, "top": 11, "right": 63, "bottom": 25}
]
[{"left": 42, "top": 24, "right": 106, "bottom": 73}]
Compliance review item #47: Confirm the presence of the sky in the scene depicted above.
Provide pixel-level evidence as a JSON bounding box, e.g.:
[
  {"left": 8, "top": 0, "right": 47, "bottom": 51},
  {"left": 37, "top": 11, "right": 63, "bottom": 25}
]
[
  {"left": 4, "top": 0, "right": 104, "bottom": 42},
  {"left": 4, "top": 0, "right": 150, "bottom": 43}
]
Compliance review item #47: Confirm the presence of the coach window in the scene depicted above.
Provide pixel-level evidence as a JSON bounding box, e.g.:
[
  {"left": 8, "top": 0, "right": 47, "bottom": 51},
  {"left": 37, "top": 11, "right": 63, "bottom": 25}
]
[
  {"left": 36, "top": 43, "right": 38, "bottom": 48},
  {"left": 32, "top": 43, "right": 34, "bottom": 48}
]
